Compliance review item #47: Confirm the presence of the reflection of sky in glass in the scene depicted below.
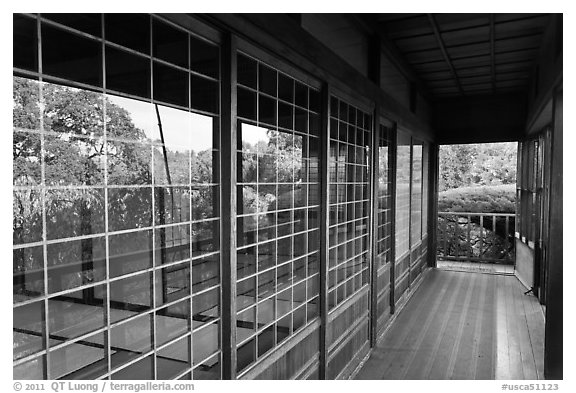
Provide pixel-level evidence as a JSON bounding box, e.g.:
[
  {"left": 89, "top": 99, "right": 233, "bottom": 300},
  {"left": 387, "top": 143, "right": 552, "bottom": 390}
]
[
  {"left": 241, "top": 123, "right": 272, "bottom": 147},
  {"left": 107, "top": 95, "right": 155, "bottom": 139},
  {"left": 106, "top": 95, "right": 215, "bottom": 153}
]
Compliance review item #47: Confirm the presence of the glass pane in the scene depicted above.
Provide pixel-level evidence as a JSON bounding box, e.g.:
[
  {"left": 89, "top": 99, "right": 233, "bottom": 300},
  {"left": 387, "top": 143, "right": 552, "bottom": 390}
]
[
  {"left": 190, "top": 36, "right": 219, "bottom": 79},
  {"left": 42, "top": 24, "right": 102, "bottom": 87},
  {"left": 107, "top": 187, "right": 152, "bottom": 232},
  {"left": 13, "top": 15, "right": 38, "bottom": 72},
  {"left": 156, "top": 300, "right": 190, "bottom": 346},
  {"left": 13, "top": 246, "right": 44, "bottom": 302},
  {"left": 396, "top": 130, "right": 411, "bottom": 258},
  {"left": 13, "top": 301, "right": 44, "bottom": 360},
  {"left": 111, "top": 354, "right": 153, "bottom": 380},
  {"left": 191, "top": 220, "right": 219, "bottom": 256},
  {"left": 194, "top": 353, "right": 220, "bottom": 379},
  {"left": 193, "top": 287, "right": 219, "bottom": 323},
  {"left": 105, "top": 14, "right": 150, "bottom": 54},
  {"left": 192, "top": 254, "right": 220, "bottom": 293},
  {"left": 153, "top": 62, "right": 188, "bottom": 107},
  {"left": 238, "top": 87, "right": 257, "bottom": 120},
  {"left": 50, "top": 333, "right": 106, "bottom": 380},
  {"left": 13, "top": 189, "right": 42, "bottom": 245},
  {"left": 278, "top": 73, "right": 294, "bottom": 103},
  {"left": 155, "top": 263, "right": 190, "bottom": 306},
  {"left": 106, "top": 95, "right": 155, "bottom": 142},
  {"left": 44, "top": 13, "right": 102, "bottom": 36},
  {"left": 237, "top": 53, "right": 257, "bottom": 88},
  {"left": 45, "top": 134, "right": 105, "bottom": 186},
  {"left": 236, "top": 338, "right": 255, "bottom": 373},
  {"left": 237, "top": 306, "right": 255, "bottom": 343},
  {"left": 154, "top": 224, "right": 190, "bottom": 265},
  {"left": 157, "top": 336, "right": 190, "bottom": 380},
  {"left": 14, "top": 356, "right": 44, "bottom": 380},
  {"left": 46, "top": 188, "right": 106, "bottom": 240},
  {"left": 258, "top": 94, "right": 276, "bottom": 126},
  {"left": 106, "top": 46, "right": 150, "bottom": 98},
  {"left": 154, "top": 187, "right": 190, "bottom": 225},
  {"left": 190, "top": 74, "right": 218, "bottom": 114},
  {"left": 411, "top": 141, "right": 423, "bottom": 244},
  {"left": 109, "top": 272, "right": 151, "bottom": 323},
  {"left": 237, "top": 277, "right": 256, "bottom": 312},
  {"left": 257, "top": 325, "right": 275, "bottom": 357},
  {"left": 109, "top": 229, "right": 153, "bottom": 278},
  {"left": 258, "top": 64, "right": 277, "bottom": 97},
  {"left": 153, "top": 19, "right": 188, "bottom": 68},
  {"left": 110, "top": 314, "right": 152, "bottom": 370},
  {"left": 48, "top": 284, "right": 106, "bottom": 341},
  {"left": 193, "top": 321, "right": 219, "bottom": 365},
  {"left": 47, "top": 237, "right": 106, "bottom": 293}
]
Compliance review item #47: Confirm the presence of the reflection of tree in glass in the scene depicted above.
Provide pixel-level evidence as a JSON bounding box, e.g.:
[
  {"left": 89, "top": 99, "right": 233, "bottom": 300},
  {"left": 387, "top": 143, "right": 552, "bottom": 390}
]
[{"left": 241, "top": 128, "right": 302, "bottom": 214}]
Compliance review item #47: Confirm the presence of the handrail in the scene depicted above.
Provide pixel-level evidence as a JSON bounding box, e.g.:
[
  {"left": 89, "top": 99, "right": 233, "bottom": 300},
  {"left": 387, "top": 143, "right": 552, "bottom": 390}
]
[{"left": 437, "top": 211, "right": 515, "bottom": 264}]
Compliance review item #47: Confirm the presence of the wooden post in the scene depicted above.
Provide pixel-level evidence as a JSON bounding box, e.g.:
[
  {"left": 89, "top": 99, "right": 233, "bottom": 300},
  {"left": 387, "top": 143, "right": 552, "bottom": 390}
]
[
  {"left": 544, "top": 87, "right": 562, "bottom": 379},
  {"left": 389, "top": 128, "right": 397, "bottom": 314},
  {"left": 318, "top": 82, "right": 331, "bottom": 379},
  {"left": 220, "top": 33, "right": 238, "bottom": 379}
]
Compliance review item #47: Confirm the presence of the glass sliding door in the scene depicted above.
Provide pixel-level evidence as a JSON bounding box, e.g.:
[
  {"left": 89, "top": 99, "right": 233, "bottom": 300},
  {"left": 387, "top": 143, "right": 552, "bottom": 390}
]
[
  {"left": 235, "top": 52, "right": 321, "bottom": 376},
  {"left": 374, "top": 119, "right": 394, "bottom": 331},
  {"left": 13, "top": 13, "right": 222, "bottom": 380}
]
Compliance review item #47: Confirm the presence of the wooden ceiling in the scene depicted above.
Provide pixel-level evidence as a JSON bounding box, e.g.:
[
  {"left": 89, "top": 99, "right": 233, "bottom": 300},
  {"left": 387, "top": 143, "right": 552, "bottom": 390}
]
[{"left": 369, "top": 13, "right": 550, "bottom": 98}]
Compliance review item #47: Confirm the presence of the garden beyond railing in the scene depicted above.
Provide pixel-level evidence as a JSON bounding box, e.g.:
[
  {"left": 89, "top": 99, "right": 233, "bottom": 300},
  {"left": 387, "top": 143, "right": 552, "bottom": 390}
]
[{"left": 437, "top": 212, "right": 515, "bottom": 264}]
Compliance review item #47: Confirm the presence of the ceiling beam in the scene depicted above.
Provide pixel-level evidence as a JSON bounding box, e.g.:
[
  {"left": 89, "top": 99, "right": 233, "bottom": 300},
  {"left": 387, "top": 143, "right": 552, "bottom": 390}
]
[
  {"left": 426, "top": 13, "right": 465, "bottom": 95},
  {"left": 398, "top": 31, "right": 544, "bottom": 55},
  {"left": 490, "top": 14, "right": 496, "bottom": 93},
  {"left": 344, "top": 14, "right": 432, "bottom": 99}
]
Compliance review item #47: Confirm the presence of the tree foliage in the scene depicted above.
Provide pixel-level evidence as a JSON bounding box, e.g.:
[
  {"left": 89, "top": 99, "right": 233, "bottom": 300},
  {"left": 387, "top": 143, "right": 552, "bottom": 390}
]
[{"left": 439, "top": 143, "right": 517, "bottom": 192}]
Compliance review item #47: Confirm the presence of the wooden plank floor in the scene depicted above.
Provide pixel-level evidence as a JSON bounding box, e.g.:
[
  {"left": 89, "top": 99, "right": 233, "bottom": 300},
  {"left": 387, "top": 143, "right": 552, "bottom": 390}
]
[{"left": 355, "top": 269, "right": 545, "bottom": 380}]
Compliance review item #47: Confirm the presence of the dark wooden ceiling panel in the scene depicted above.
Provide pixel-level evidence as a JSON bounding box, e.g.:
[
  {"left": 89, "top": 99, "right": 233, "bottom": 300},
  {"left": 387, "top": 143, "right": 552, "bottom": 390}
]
[
  {"left": 412, "top": 61, "right": 448, "bottom": 73},
  {"left": 496, "top": 71, "right": 530, "bottom": 82},
  {"left": 495, "top": 15, "right": 549, "bottom": 38},
  {"left": 494, "top": 13, "right": 547, "bottom": 23},
  {"left": 394, "top": 34, "right": 438, "bottom": 53},
  {"left": 426, "top": 79, "right": 457, "bottom": 88},
  {"left": 447, "top": 42, "right": 491, "bottom": 59},
  {"left": 441, "top": 25, "right": 490, "bottom": 47},
  {"left": 404, "top": 49, "right": 445, "bottom": 64},
  {"left": 380, "top": 14, "right": 431, "bottom": 39},
  {"left": 495, "top": 35, "right": 542, "bottom": 53},
  {"left": 460, "top": 75, "right": 493, "bottom": 85},
  {"left": 455, "top": 65, "right": 492, "bottom": 77},
  {"left": 495, "top": 60, "right": 533, "bottom": 72},
  {"left": 433, "top": 13, "right": 490, "bottom": 31},
  {"left": 452, "top": 55, "right": 491, "bottom": 69},
  {"left": 373, "top": 12, "right": 549, "bottom": 97},
  {"left": 421, "top": 70, "right": 454, "bottom": 81},
  {"left": 495, "top": 48, "right": 539, "bottom": 63},
  {"left": 496, "top": 79, "right": 528, "bottom": 88}
]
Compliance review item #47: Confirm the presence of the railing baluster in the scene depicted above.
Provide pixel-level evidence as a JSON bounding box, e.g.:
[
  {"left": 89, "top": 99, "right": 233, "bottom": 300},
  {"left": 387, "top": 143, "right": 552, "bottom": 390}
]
[
  {"left": 479, "top": 215, "right": 484, "bottom": 260},
  {"left": 505, "top": 215, "right": 510, "bottom": 255},
  {"left": 436, "top": 212, "right": 514, "bottom": 265},
  {"left": 467, "top": 214, "right": 471, "bottom": 259}
]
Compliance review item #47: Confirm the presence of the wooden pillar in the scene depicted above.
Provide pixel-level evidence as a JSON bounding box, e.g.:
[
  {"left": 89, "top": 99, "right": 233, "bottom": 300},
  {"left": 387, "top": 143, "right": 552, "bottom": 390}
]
[
  {"left": 220, "top": 32, "right": 238, "bottom": 379},
  {"left": 428, "top": 143, "right": 439, "bottom": 268},
  {"left": 389, "top": 128, "right": 397, "bottom": 314},
  {"left": 318, "top": 82, "right": 331, "bottom": 379},
  {"left": 544, "top": 87, "right": 562, "bottom": 379},
  {"left": 368, "top": 33, "right": 381, "bottom": 347},
  {"left": 369, "top": 109, "right": 379, "bottom": 347}
]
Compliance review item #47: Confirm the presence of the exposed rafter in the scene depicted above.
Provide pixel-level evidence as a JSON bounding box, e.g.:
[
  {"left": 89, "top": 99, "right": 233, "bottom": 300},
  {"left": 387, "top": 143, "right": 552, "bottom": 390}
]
[
  {"left": 490, "top": 14, "right": 496, "bottom": 93},
  {"left": 427, "top": 13, "right": 465, "bottom": 95}
]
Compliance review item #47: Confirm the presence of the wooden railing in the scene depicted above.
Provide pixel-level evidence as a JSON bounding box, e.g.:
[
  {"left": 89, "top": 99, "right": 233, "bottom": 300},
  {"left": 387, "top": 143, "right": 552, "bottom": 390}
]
[{"left": 437, "top": 212, "right": 515, "bottom": 264}]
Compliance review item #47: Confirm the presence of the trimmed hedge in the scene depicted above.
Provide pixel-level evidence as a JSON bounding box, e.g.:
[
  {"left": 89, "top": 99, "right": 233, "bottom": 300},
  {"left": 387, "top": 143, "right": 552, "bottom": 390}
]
[{"left": 438, "top": 184, "right": 516, "bottom": 213}]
